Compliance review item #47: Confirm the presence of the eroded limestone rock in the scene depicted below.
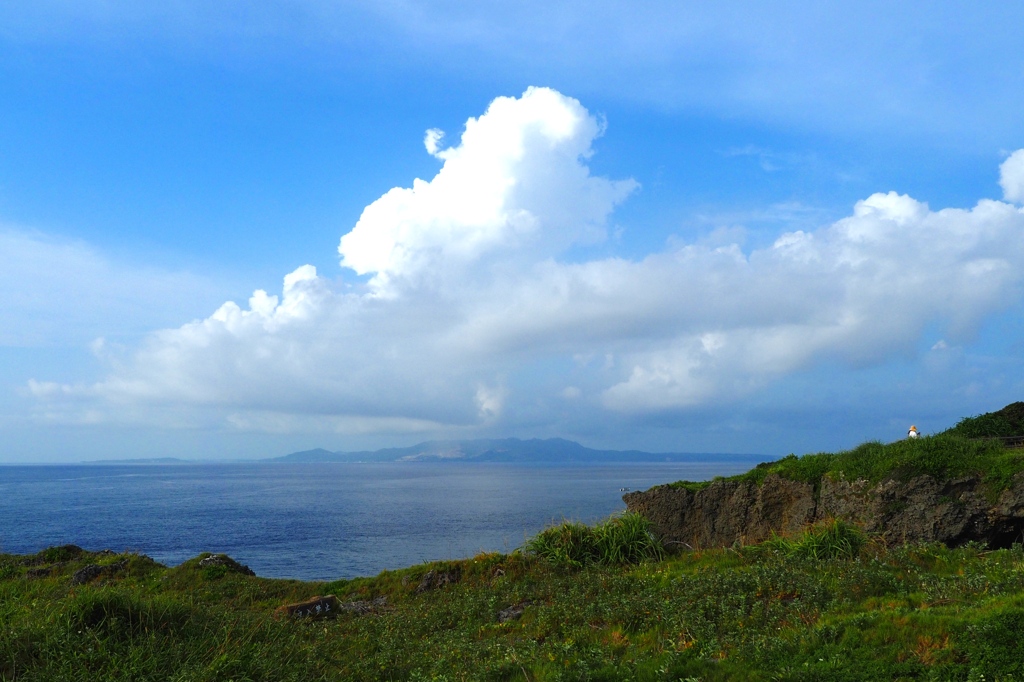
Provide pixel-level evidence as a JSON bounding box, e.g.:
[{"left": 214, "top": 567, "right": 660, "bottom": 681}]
[{"left": 624, "top": 471, "right": 1024, "bottom": 550}]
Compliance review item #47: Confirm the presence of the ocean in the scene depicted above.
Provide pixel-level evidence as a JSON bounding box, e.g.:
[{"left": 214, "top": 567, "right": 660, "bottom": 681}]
[{"left": 0, "top": 459, "right": 762, "bottom": 581}]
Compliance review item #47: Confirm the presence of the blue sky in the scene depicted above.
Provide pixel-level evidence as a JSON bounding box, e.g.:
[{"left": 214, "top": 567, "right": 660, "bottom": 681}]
[{"left": 2, "top": 2, "right": 1023, "bottom": 462}]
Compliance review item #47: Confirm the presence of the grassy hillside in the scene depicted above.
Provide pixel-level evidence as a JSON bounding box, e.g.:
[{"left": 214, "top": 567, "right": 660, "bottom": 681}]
[
  {"left": 946, "top": 402, "right": 1024, "bottom": 439},
  {"left": 670, "top": 403, "right": 1024, "bottom": 496},
  {"left": 3, "top": 526, "right": 1024, "bottom": 681}
]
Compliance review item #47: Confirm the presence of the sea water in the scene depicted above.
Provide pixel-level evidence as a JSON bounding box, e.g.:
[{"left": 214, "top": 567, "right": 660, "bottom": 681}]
[{"left": 0, "top": 459, "right": 762, "bottom": 580}]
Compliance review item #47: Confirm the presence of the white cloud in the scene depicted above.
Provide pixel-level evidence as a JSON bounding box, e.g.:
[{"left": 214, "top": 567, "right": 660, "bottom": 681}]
[
  {"left": 424, "top": 128, "right": 445, "bottom": 156},
  {"left": 27, "top": 90, "right": 1024, "bottom": 435},
  {"left": 1000, "top": 149, "right": 1024, "bottom": 204},
  {"left": 338, "top": 86, "right": 636, "bottom": 293},
  {"left": 475, "top": 384, "right": 506, "bottom": 421}
]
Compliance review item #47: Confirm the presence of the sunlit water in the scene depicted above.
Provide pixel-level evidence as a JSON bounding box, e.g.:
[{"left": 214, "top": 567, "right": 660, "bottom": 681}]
[{"left": 0, "top": 459, "right": 763, "bottom": 580}]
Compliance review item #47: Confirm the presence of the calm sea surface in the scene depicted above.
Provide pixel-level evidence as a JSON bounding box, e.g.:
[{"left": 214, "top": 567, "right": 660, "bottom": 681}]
[{"left": 0, "top": 460, "right": 762, "bottom": 580}]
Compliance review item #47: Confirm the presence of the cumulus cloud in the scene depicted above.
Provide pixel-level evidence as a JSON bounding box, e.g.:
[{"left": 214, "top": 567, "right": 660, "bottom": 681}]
[
  {"left": 27, "top": 89, "right": 1024, "bottom": 435},
  {"left": 1000, "top": 149, "right": 1024, "bottom": 203},
  {"left": 338, "top": 87, "right": 636, "bottom": 293}
]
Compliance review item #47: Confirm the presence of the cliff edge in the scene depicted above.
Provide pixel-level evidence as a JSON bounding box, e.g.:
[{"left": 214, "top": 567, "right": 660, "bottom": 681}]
[{"left": 625, "top": 402, "right": 1024, "bottom": 550}]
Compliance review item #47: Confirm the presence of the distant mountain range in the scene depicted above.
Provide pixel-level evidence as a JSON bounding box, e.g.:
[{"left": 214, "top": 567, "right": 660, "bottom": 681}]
[{"left": 270, "top": 438, "right": 766, "bottom": 464}]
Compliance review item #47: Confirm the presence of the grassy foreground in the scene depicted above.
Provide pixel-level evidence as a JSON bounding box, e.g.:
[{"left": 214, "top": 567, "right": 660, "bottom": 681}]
[{"left": 3, "top": 522, "right": 1024, "bottom": 681}]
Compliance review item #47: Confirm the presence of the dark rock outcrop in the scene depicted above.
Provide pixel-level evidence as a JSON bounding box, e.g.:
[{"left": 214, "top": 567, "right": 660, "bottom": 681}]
[
  {"left": 275, "top": 595, "right": 342, "bottom": 619},
  {"left": 70, "top": 559, "right": 128, "bottom": 585},
  {"left": 416, "top": 566, "right": 461, "bottom": 593},
  {"left": 624, "top": 472, "right": 1024, "bottom": 550},
  {"left": 197, "top": 554, "right": 255, "bottom": 576},
  {"left": 497, "top": 600, "right": 533, "bottom": 623},
  {"left": 275, "top": 595, "right": 387, "bottom": 619}
]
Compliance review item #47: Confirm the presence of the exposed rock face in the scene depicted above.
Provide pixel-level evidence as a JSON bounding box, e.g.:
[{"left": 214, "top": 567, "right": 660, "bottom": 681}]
[
  {"left": 275, "top": 595, "right": 388, "bottom": 619},
  {"left": 497, "top": 600, "right": 533, "bottom": 623},
  {"left": 275, "top": 595, "right": 342, "bottom": 619},
  {"left": 70, "top": 559, "right": 128, "bottom": 585},
  {"left": 415, "top": 566, "right": 461, "bottom": 593},
  {"left": 624, "top": 472, "right": 1024, "bottom": 550},
  {"left": 198, "top": 554, "right": 255, "bottom": 576}
]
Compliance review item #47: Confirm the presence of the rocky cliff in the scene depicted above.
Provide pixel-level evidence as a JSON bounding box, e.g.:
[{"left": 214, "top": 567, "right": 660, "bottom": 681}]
[{"left": 624, "top": 471, "right": 1024, "bottom": 550}]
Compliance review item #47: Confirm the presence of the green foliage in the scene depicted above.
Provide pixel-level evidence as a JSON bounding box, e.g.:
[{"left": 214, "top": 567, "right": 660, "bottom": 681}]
[
  {"left": 593, "top": 512, "right": 666, "bottom": 565},
  {"left": 66, "top": 589, "right": 193, "bottom": 639},
  {"left": 525, "top": 520, "right": 599, "bottom": 568},
  {"left": 667, "top": 479, "right": 714, "bottom": 492},
  {"left": 525, "top": 513, "right": 663, "bottom": 568},
  {"left": 3, "top": 541, "right": 1024, "bottom": 679},
  {"left": 946, "top": 401, "right": 1024, "bottom": 439},
  {"left": 963, "top": 607, "right": 1024, "bottom": 678},
  {"left": 761, "top": 519, "right": 867, "bottom": 561},
  {"left": 668, "top": 433, "right": 1024, "bottom": 504},
  {"left": 666, "top": 402, "right": 1024, "bottom": 498},
  {"left": 200, "top": 564, "right": 229, "bottom": 581},
  {"left": 41, "top": 544, "right": 84, "bottom": 563}
]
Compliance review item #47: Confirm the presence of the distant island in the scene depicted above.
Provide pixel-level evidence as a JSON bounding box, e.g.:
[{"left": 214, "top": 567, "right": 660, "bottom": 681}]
[
  {"left": 269, "top": 437, "right": 766, "bottom": 464},
  {"left": 77, "top": 438, "right": 764, "bottom": 465}
]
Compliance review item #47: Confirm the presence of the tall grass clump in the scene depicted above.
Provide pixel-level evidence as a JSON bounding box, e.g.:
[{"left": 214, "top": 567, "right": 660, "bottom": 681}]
[
  {"left": 526, "top": 513, "right": 663, "bottom": 568},
  {"left": 65, "top": 589, "right": 193, "bottom": 639},
  {"left": 524, "top": 521, "right": 599, "bottom": 568},
  {"left": 594, "top": 513, "right": 665, "bottom": 565},
  {"left": 762, "top": 519, "right": 866, "bottom": 560}
]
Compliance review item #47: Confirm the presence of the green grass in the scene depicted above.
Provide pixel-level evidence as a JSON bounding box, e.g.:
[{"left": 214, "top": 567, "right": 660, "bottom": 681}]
[
  {"left": 668, "top": 434, "right": 1024, "bottom": 501},
  {"left": 946, "top": 401, "right": 1024, "bottom": 439},
  {"left": 668, "top": 402, "right": 1024, "bottom": 496},
  {"left": 525, "top": 513, "right": 664, "bottom": 568},
  {"left": 761, "top": 519, "right": 867, "bottom": 561},
  {"left": 4, "top": 535, "right": 1024, "bottom": 680}
]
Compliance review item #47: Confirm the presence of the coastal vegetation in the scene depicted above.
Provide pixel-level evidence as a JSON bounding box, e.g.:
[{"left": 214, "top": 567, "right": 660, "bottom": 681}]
[
  {"left": 3, "top": 403, "right": 1024, "bottom": 680},
  {"left": 669, "top": 402, "right": 1024, "bottom": 498},
  {"left": 2, "top": 525, "right": 1023, "bottom": 680}
]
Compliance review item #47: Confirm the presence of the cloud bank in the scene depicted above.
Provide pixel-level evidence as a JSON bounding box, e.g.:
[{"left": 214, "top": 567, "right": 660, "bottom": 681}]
[{"left": 29, "top": 88, "right": 1024, "bottom": 436}]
